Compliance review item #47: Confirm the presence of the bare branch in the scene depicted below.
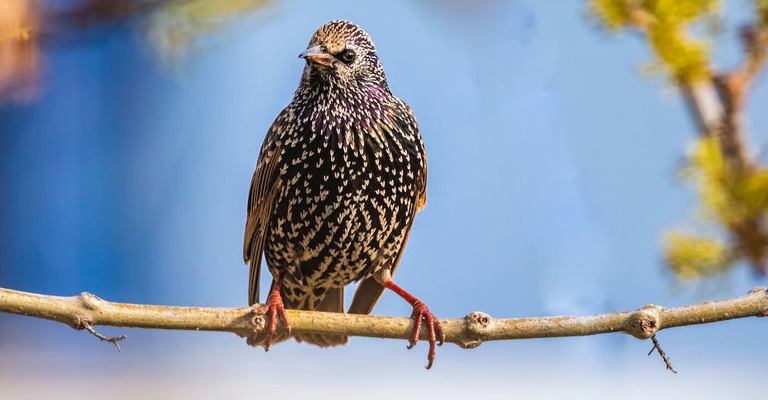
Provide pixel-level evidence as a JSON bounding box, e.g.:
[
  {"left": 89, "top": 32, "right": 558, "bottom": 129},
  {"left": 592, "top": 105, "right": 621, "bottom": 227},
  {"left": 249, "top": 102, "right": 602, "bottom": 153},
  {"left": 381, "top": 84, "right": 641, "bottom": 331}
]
[{"left": 1, "top": 287, "right": 766, "bottom": 351}]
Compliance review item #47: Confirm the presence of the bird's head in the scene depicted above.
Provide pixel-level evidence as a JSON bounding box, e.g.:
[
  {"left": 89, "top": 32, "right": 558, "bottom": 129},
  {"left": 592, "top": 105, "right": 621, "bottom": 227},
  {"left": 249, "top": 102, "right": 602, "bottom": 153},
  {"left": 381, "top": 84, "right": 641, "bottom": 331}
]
[{"left": 299, "top": 20, "right": 387, "bottom": 90}]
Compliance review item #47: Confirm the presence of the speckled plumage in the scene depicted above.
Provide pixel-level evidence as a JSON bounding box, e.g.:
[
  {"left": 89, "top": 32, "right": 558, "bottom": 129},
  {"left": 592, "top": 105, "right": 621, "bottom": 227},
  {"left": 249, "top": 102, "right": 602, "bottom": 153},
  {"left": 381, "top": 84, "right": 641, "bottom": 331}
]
[{"left": 244, "top": 20, "right": 441, "bottom": 366}]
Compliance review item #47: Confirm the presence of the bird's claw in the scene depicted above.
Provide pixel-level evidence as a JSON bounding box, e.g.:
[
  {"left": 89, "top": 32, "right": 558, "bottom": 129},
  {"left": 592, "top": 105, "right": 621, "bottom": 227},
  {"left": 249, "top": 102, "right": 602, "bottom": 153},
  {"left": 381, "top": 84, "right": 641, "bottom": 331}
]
[
  {"left": 407, "top": 301, "right": 445, "bottom": 369},
  {"left": 255, "top": 294, "right": 291, "bottom": 352}
]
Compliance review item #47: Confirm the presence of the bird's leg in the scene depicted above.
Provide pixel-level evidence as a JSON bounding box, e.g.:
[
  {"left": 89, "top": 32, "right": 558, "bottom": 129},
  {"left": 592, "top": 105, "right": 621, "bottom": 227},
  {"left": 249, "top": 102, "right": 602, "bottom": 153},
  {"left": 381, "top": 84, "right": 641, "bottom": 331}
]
[
  {"left": 257, "top": 273, "right": 291, "bottom": 351},
  {"left": 380, "top": 275, "right": 445, "bottom": 369}
]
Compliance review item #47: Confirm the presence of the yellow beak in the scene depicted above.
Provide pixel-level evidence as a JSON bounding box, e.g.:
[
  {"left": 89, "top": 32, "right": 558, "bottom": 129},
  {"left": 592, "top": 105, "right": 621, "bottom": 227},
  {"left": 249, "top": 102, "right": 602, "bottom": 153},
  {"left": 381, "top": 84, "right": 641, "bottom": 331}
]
[{"left": 299, "top": 46, "right": 335, "bottom": 68}]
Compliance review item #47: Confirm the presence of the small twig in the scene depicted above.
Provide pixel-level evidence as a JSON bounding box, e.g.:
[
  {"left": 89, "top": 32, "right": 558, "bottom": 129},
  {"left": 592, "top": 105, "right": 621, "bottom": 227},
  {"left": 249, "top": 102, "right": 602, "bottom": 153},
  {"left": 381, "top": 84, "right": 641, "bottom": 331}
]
[
  {"left": 82, "top": 322, "right": 127, "bottom": 351},
  {"left": 647, "top": 335, "right": 677, "bottom": 374}
]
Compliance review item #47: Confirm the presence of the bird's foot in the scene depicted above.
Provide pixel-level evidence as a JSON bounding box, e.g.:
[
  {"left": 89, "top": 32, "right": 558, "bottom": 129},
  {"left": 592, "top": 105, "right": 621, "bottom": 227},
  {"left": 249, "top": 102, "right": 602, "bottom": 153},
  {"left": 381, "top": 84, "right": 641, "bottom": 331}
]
[
  {"left": 381, "top": 278, "right": 445, "bottom": 369},
  {"left": 254, "top": 291, "right": 291, "bottom": 352},
  {"left": 407, "top": 300, "right": 445, "bottom": 369}
]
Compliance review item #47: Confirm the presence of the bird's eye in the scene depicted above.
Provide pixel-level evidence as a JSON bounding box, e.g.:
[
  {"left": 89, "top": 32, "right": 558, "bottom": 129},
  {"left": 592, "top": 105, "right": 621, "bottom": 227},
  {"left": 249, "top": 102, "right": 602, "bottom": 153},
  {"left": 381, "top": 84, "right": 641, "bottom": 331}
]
[{"left": 338, "top": 49, "right": 356, "bottom": 64}]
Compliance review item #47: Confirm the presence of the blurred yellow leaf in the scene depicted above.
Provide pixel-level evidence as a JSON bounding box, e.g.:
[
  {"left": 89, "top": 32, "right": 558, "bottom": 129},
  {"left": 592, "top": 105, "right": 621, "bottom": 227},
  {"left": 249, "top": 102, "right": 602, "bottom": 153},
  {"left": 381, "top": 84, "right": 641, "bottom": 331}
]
[
  {"left": 735, "top": 170, "right": 768, "bottom": 216},
  {"left": 665, "top": 231, "right": 729, "bottom": 280},
  {"left": 686, "top": 136, "right": 731, "bottom": 223},
  {"left": 686, "top": 136, "right": 768, "bottom": 223},
  {"left": 588, "top": 0, "right": 718, "bottom": 82},
  {"left": 674, "top": 136, "right": 768, "bottom": 276},
  {"left": 588, "top": 0, "right": 632, "bottom": 29},
  {"left": 145, "top": 0, "right": 272, "bottom": 59}
]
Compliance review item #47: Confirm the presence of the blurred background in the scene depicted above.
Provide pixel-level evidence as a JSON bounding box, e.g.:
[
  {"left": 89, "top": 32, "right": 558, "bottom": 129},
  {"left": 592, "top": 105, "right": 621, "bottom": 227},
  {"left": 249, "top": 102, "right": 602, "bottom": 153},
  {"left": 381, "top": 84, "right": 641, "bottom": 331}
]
[{"left": 1, "top": 0, "right": 767, "bottom": 399}]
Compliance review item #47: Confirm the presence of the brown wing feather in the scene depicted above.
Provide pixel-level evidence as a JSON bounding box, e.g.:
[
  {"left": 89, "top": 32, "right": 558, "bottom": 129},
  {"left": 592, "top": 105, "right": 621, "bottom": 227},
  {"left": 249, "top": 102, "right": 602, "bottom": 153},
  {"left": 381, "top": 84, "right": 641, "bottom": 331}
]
[
  {"left": 244, "top": 111, "right": 288, "bottom": 306},
  {"left": 348, "top": 102, "right": 426, "bottom": 315}
]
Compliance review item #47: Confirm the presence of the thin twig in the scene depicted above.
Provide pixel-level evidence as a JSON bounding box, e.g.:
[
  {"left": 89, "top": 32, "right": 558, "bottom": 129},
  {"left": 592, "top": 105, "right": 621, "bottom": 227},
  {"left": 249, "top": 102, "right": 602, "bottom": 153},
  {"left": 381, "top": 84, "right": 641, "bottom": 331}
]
[
  {"left": 647, "top": 335, "right": 677, "bottom": 374},
  {"left": 82, "top": 322, "right": 128, "bottom": 351}
]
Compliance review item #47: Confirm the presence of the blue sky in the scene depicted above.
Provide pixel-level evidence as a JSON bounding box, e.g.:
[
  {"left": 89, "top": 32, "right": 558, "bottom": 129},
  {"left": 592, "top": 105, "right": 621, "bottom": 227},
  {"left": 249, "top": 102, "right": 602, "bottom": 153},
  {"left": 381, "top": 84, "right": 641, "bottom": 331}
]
[{"left": 1, "top": 0, "right": 767, "bottom": 398}]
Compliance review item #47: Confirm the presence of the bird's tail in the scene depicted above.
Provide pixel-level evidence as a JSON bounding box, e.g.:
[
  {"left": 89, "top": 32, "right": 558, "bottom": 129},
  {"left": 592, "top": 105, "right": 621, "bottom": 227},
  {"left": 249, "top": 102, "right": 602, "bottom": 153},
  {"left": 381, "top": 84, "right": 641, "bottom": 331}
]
[
  {"left": 247, "top": 286, "right": 348, "bottom": 349},
  {"left": 291, "top": 286, "right": 348, "bottom": 347}
]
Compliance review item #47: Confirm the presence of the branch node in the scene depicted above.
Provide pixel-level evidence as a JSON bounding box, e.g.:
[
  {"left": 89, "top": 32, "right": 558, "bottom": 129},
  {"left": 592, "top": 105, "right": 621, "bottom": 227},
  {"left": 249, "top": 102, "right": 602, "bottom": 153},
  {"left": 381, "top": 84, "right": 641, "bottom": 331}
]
[
  {"left": 249, "top": 306, "right": 267, "bottom": 332},
  {"left": 460, "top": 311, "right": 494, "bottom": 348},
  {"left": 245, "top": 306, "right": 267, "bottom": 337},
  {"left": 625, "top": 305, "right": 661, "bottom": 339},
  {"left": 82, "top": 321, "right": 127, "bottom": 352},
  {"left": 77, "top": 292, "right": 103, "bottom": 310},
  {"left": 749, "top": 287, "right": 768, "bottom": 316},
  {"left": 648, "top": 335, "right": 677, "bottom": 374}
]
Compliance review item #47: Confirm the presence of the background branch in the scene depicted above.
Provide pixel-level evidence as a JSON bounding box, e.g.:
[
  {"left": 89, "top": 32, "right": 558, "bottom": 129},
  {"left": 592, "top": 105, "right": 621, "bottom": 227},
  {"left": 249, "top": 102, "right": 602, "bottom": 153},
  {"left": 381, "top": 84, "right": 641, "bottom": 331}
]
[
  {"left": 590, "top": 0, "right": 768, "bottom": 278},
  {"left": 1, "top": 286, "right": 766, "bottom": 350}
]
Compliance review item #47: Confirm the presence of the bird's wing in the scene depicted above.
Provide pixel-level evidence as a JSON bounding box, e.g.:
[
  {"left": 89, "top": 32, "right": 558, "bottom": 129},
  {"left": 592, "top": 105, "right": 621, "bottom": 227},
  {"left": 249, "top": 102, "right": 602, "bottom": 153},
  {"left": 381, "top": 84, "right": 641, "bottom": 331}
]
[
  {"left": 244, "top": 110, "right": 288, "bottom": 306},
  {"left": 348, "top": 102, "right": 427, "bottom": 315}
]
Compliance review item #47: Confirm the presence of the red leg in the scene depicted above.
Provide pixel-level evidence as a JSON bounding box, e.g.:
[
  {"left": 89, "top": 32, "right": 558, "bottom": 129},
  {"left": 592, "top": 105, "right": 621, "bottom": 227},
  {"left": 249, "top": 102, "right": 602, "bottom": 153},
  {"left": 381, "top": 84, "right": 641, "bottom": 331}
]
[
  {"left": 256, "top": 273, "right": 291, "bottom": 351},
  {"left": 383, "top": 280, "right": 445, "bottom": 369}
]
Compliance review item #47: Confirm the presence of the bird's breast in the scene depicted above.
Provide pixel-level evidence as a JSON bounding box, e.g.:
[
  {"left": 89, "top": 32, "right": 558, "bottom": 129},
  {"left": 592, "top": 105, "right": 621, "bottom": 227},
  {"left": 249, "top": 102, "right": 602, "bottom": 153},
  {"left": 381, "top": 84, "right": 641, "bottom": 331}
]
[{"left": 265, "top": 118, "right": 421, "bottom": 286}]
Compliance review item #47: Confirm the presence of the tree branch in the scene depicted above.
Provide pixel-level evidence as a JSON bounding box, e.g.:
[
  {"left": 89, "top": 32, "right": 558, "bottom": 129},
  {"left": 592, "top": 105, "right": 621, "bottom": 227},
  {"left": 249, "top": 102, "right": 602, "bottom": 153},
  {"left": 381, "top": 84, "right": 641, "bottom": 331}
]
[{"left": 1, "top": 286, "right": 766, "bottom": 350}]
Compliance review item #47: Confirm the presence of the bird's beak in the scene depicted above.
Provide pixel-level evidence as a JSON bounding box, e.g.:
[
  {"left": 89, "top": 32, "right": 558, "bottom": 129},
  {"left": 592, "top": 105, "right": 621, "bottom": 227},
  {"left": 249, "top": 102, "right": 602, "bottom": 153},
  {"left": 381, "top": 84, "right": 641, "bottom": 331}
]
[{"left": 299, "top": 46, "right": 335, "bottom": 68}]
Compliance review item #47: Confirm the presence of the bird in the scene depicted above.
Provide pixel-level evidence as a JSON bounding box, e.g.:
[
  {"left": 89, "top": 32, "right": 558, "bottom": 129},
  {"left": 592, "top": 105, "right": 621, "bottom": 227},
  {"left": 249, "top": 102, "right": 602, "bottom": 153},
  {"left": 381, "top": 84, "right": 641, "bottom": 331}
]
[{"left": 243, "top": 20, "right": 444, "bottom": 368}]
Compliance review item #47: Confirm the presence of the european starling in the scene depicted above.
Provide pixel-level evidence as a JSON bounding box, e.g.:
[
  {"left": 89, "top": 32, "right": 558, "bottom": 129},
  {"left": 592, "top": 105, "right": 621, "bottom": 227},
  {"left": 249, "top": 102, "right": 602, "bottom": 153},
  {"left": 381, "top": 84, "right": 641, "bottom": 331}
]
[{"left": 243, "top": 20, "right": 444, "bottom": 368}]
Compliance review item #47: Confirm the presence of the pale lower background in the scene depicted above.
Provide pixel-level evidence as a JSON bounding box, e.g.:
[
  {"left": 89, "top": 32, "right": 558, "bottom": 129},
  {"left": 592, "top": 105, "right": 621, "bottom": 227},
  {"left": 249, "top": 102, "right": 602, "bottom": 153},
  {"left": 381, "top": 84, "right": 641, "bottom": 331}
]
[{"left": 1, "top": 322, "right": 766, "bottom": 399}]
